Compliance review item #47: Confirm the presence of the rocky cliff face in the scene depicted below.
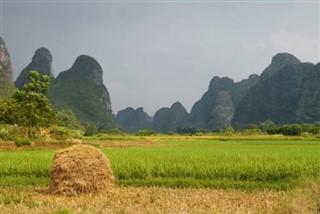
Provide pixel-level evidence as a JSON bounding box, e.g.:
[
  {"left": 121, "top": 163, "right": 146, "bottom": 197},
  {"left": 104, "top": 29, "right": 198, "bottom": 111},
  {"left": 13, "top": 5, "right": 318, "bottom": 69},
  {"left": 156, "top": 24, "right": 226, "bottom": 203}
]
[
  {"left": 0, "top": 37, "right": 15, "bottom": 98},
  {"left": 48, "top": 55, "right": 114, "bottom": 128},
  {"left": 296, "top": 63, "right": 320, "bottom": 123},
  {"left": 260, "top": 53, "right": 301, "bottom": 81},
  {"left": 15, "top": 47, "right": 54, "bottom": 89},
  {"left": 115, "top": 107, "right": 135, "bottom": 127},
  {"left": 208, "top": 91, "right": 234, "bottom": 131},
  {"left": 233, "top": 53, "right": 320, "bottom": 127},
  {"left": 152, "top": 102, "right": 188, "bottom": 133},
  {"left": 189, "top": 74, "right": 259, "bottom": 130},
  {"left": 115, "top": 107, "right": 151, "bottom": 132}
]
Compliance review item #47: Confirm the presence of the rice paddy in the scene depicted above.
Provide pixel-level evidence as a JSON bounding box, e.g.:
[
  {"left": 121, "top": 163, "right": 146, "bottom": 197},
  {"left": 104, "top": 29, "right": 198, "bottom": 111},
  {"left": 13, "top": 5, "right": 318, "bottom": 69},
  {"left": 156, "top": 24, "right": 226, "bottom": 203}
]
[{"left": 0, "top": 137, "right": 320, "bottom": 213}]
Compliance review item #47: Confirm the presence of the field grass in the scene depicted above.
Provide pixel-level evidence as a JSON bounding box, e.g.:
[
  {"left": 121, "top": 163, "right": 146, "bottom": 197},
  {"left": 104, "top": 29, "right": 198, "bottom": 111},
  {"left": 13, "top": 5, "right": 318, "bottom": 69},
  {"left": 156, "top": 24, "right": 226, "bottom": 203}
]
[
  {"left": 1, "top": 139, "right": 319, "bottom": 190},
  {"left": 1, "top": 137, "right": 320, "bottom": 213},
  {"left": 106, "top": 139, "right": 320, "bottom": 190}
]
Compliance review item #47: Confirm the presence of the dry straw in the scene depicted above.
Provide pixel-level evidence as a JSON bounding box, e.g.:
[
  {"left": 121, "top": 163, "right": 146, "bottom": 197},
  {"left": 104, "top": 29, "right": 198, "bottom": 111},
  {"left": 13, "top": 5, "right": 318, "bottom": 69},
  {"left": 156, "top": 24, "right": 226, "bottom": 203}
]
[{"left": 49, "top": 144, "right": 115, "bottom": 196}]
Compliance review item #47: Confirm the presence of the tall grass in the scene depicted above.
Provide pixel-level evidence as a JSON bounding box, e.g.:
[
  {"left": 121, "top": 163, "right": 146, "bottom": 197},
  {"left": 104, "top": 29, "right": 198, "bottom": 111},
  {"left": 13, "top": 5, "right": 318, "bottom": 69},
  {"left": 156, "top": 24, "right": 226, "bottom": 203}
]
[
  {"left": 0, "top": 150, "right": 53, "bottom": 185},
  {"left": 104, "top": 140, "right": 320, "bottom": 189},
  {"left": 0, "top": 140, "right": 319, "bottom": 190}
]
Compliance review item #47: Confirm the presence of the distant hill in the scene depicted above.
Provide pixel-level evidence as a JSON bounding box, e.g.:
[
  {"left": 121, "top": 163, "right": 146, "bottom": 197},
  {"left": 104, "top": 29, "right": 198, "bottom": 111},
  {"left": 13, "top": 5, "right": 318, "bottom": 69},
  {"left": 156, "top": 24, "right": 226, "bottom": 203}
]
[
  {"left": 207, "top": 91, "right": 234, "bottom": 131},
  {"left": 47, "top": 55, "right": 115, "bottom": 129},
  {"left": 115, "top": 107, "right": 151, "bottom": 132},
  {"left": 0, "top": 37, "right": 15, "bottom": 98},
  {"left": 6, "top": 37, "right": 319, "bottom": 132},
  {"left": 189, "top": 74, "right": 259, "bottom": 130},
  {"left": 15, "top": 47, "right": 54, "bottom": 89},
  {"left": 11, "top": 44, "right": 115, "bottom": 129},
  {"left": 233, "top": 53, "right": 320, "bottom": 127},
  {"left": 152, "top": 102, "right": 188, "bottom": 133},
  {"left": 116, "top": 53, "right": 320, "bottom": 133}
]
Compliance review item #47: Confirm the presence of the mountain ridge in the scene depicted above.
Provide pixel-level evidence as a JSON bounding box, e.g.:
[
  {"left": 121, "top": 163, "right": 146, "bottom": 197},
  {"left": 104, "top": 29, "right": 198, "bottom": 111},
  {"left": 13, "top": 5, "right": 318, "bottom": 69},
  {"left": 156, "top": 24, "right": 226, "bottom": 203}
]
[
  {"left": 15, "top": 47, "right": 54, "bottom": 89},
  {"left": 48, "top": 54, "right": 115, "bottom": 128},
  {"left": 0, "top": 37, "right": 15, "bottom": 98}
]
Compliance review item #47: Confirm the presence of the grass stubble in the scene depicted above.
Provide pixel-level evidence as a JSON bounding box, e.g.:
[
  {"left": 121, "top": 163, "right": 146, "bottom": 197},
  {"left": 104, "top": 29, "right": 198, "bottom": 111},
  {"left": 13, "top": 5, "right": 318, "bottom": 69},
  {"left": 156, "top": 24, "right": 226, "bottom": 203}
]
[{"left": 0, "top": 185, "right": 287, "bottom": 214}]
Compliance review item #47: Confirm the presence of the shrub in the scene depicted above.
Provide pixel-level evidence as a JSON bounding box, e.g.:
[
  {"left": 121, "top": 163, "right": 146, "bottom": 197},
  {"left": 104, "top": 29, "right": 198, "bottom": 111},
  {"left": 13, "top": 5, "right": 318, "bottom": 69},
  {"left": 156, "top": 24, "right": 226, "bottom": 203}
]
[
  {"left": 222, "top": 126, "right": 235, "bottom": 136},
  {"left": 242, "top": 128, "right": 264, "bottom": 135},
  {"left": 104, "top": 128, "right": 123, "bottom": 135},
  {"left": 135, "top": 129, "right": 156, "bottom": 136},
  {"left": 0, "top": 124, "right": 23, "bottom": 140},
  {"left": 279, "top": 124, "right": 302, "bottom": 136},
  {"left": 259, "top": 120, "right": 277, "bottom": 133},
  {"left": 0, "top": 127, "right": 10, "bottom": 140},
  {"left": 84, "top": 124, "right": 98, "bottom": 136},
  {"left": 195, "top": 132, "right": 203, "bottom": 136},
  {"left": 50, "top": 126, "right": 80, "bottom": 140},
  {"left": 57, "top": 109, "right": 84, "bottom": 130},
  {"left": 246, "top": 124, "right": 258, "bottom": 130},
  {"left": 177, "top": 126, "right": 197, "bottom": 135},
  {"left": 15, "top": 138, "right": 31, "bottom": 147},
  {"left": 300, "top": 124, "right": 319, "bottom": 134}
]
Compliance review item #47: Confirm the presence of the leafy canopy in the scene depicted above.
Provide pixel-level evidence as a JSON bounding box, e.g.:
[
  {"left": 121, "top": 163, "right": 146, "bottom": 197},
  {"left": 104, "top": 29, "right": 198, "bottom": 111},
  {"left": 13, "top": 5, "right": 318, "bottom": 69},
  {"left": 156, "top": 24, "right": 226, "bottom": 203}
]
[{"left": 0, "top": 70, "right": 56, "bottom": 130}]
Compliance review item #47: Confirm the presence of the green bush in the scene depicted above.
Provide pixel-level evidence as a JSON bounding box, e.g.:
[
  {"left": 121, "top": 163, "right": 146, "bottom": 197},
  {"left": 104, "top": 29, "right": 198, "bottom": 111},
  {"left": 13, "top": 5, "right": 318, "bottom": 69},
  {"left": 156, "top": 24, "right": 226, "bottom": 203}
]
[
  {"left": 242, "top": 128, "right": 264, "bottom": 135},
  {"left": 0, "top": 124, "right": 23, "bottom": 140},
  {"left": 279, "top": 124, "right": 302, "bottom": 136},
  {"left": 177, "top": 126, "right": 197, "bottom": 135},
  {"left": 15, "top": 138, "right": 31, "bottom": 147},
  {"left": 222, "top": 126, "right": 235, "bottom": 136},
  {"left": 267, "top": 123, "right": 320, "bottom": 136},
  {"left": 50, "top": 126, "right": 83, "bottom": 140},
  {"left": 84, "top": 124, "right": 98, "bottom": 136},
  {"left": 0, "top": 127, "right": 10, "bottom": 140},
  {"left": 300, "top": 124, "right": 319, "bottom": 134},
  {"left": 195, "top": 132, "right": 203, "bottom": 136},
  {"left": 57, "top": 109, "right": 84, "bottom": 130},
  {"left": 259, "top": 120, "right": 277, "bottom": 133},
  {"left": 135, "top": 129, "right": 156, "bottom": 136},
  {"left": 246, "top": 124, "right": 258, "bottom": 130},
  {"left": 104, "top": 128, "right": 123, "bottom": 135}
]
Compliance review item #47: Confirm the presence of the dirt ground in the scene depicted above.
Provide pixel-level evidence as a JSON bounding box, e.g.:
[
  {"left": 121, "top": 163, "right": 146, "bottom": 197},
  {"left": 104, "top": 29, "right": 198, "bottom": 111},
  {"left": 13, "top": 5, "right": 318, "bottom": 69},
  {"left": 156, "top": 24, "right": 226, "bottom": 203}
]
[{"left": 0, "top": 140, "right": 160, "bottom": 150}]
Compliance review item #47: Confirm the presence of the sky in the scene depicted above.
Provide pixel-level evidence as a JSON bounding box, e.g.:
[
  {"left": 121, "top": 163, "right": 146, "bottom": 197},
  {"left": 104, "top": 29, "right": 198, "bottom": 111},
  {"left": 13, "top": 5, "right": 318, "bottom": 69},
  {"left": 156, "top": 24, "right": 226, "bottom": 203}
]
[{"left": 1, "top": 0, "right": 319, "bottom": 116}]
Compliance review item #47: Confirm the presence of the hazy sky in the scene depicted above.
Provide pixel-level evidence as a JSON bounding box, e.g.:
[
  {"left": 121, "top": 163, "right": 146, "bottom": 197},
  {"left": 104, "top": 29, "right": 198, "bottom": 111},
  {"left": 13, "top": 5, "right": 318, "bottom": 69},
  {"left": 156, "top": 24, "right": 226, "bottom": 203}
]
[{"left": 1, "top": 1, "right": 319, "bottom": 116}]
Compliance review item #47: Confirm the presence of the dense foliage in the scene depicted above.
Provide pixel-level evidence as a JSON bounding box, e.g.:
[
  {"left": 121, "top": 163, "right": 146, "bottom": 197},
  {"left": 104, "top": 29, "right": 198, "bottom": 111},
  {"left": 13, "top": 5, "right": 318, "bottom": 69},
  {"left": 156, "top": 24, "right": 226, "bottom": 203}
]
[{"left": 0, "top": 71, "right": 56, "bottom": 137}]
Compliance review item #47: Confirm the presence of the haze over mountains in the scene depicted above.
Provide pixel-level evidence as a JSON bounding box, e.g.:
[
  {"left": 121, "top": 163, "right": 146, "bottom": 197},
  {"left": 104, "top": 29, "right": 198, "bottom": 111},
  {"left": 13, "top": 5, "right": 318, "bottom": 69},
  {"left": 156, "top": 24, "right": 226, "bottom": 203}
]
[{"left": 1, "top": 37, "right": 319, "bottom": 132}]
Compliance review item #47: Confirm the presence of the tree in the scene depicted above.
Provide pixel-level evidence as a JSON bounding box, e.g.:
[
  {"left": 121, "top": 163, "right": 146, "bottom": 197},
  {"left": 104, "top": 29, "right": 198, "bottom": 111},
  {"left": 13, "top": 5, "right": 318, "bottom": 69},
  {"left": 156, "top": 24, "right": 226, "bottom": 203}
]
[
  {"left": 177, "top": 126, "right": 197, "bottom": 135},
  {"left": 135, "top": 129, "right": 156, "bottom": 136},
  {"left": 57, "top": 109, "right": 84, "bottom": 130},
  {"left": 259, "top": 120, "right": 277, "bottom": 133},
  {"left": 7, "top": 71, "right": 56, "bottom": 135},
  {"left": 13, "top": 71, "right": 56, "bottom": 127}
]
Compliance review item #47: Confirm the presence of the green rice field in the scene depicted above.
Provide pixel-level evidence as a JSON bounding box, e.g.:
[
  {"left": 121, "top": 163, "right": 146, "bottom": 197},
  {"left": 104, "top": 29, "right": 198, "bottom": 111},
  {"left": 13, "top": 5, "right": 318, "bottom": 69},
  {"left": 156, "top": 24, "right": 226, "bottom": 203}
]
[{"left": 1, "top": 139, "right": 320, "bottom": 190}]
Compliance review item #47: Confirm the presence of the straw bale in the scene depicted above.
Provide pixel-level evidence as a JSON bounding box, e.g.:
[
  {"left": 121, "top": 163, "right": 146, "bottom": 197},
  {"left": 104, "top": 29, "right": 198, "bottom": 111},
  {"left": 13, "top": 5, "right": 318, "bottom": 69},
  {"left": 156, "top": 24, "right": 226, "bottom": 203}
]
[{"left": 49, "top": 144, "right": 114, "bottom": 196}]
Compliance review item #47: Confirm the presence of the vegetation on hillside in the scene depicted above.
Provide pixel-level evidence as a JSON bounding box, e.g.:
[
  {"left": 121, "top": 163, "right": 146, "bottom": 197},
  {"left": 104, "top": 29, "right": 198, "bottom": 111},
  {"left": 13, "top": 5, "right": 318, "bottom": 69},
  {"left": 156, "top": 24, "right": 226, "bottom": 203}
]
[{"left": 47, "top": 55, "right": 115, "bottom": 130}]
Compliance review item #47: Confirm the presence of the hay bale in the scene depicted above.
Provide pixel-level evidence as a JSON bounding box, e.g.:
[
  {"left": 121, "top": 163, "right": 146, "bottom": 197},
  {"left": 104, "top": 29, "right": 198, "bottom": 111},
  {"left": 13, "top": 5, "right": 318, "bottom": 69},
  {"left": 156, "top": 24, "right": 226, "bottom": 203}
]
[{"left": 49, "top": 144, "right": 115, "bottom": 196}]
